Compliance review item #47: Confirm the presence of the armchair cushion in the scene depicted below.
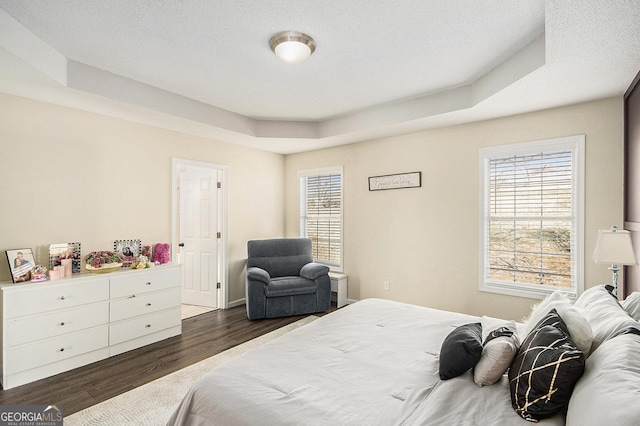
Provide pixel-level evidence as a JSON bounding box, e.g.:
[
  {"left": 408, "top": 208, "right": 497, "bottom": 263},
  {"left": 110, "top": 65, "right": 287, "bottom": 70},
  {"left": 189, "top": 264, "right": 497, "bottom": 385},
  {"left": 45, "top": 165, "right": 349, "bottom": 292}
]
[
  {"left": 266, "top": 277, "right": 317, "bottom": 297},
  {"left": 300, "top": 262, "right": 330, "bottom": 281},
  {"left": 247, "top": 267, "right": 271, "bottom": 285}
]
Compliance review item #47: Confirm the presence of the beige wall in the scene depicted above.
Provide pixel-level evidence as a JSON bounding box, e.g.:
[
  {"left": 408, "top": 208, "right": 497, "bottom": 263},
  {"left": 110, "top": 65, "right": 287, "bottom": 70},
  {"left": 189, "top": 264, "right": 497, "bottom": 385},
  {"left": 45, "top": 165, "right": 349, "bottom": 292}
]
[
  {"left": 0, "top": 93, "right": 625, "bottom": 319},
  {"left": 285, "top": 97, "right": 624, "bottom": 321},
  {"left": 0, "top": 93, "right": 285, "bottom": 302}
]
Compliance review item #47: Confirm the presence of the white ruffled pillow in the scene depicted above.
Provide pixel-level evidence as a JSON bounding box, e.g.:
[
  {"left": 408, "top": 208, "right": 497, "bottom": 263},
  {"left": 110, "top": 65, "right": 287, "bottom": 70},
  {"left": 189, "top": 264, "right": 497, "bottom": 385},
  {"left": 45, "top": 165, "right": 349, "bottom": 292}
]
[
  {"left": 522, "top": 290, "right": 593, "bottom": 356},
  {"left": 521, "top": 290, "right": 571, "bottom": 338},
  {"left": 554, "top": 304, "right": 593, "bottom": 356}
]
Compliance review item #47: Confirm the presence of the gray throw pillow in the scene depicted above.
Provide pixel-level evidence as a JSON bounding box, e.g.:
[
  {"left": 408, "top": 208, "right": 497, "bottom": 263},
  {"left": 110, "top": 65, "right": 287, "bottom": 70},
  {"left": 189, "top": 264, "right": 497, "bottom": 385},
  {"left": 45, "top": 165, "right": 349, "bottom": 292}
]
[{"left": 474, "top": 319, "right": 519, "bottom": 386}]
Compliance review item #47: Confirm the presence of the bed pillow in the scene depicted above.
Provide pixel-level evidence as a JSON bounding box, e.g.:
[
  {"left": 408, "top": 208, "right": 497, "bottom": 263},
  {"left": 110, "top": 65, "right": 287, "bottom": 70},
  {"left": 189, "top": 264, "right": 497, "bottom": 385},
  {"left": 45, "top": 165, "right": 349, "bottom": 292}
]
[
  {"left": 520, "top": 290, "right": 571, "bottom": 339},
  {"left": 474, "top": 318, "right": 519, "bottom": 386},
  {"left": 439, "top": 323, "right": 482, "bottom": 380},
  {"left": 622, "top": 291, "right": 640, "bottom": 321},
  {"left": 554, "top": 305, "right": 593, "bottom": 356},
  {"left": 520, "top": 290, "right": 593, "bottom": 356},
  {"left": 509, "top": 309, "right": 585, "bottom": 422},
  {"left": 566, "top": 328, "right": 640, "bottom": 426},
  {"left": 574, "top": 285, "right": 638, "bottom": 352}
]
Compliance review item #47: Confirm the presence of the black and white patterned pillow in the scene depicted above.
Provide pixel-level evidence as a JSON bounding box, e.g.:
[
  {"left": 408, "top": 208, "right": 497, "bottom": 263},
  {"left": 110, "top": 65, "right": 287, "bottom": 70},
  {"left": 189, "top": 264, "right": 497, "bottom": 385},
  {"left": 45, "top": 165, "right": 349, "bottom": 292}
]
[{"left": 508, "top": 309, "right": 585, "bottom": 422}]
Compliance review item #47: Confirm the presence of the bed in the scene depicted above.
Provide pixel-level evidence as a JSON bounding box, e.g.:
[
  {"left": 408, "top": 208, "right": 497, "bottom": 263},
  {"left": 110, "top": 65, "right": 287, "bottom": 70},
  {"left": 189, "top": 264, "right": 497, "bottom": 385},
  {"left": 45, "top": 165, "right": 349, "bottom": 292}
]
[{"left": 168, "top": 286, "right": 640, "bottom": 425}]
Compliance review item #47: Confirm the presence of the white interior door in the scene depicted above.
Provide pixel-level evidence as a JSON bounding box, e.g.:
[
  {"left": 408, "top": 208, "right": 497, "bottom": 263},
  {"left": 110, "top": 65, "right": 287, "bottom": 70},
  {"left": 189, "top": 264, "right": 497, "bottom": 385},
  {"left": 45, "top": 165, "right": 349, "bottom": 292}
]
[{"left": 179, "top": 167, "right": 220, "bottom": 307}]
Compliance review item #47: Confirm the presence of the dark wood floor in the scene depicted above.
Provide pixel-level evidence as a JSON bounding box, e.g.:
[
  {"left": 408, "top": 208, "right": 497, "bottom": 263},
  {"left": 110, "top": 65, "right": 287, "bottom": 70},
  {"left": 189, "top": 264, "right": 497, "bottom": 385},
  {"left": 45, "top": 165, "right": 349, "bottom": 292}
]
[{"left": 0, "top": 304, "right": 334, "bottom": 416}]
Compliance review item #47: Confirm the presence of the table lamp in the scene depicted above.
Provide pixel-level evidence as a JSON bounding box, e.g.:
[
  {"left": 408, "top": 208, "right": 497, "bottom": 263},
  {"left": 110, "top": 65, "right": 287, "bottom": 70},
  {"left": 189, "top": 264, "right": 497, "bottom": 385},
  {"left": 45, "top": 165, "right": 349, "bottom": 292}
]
[{"left": 593, "top": 226, "right": 638, "bottom": 296}]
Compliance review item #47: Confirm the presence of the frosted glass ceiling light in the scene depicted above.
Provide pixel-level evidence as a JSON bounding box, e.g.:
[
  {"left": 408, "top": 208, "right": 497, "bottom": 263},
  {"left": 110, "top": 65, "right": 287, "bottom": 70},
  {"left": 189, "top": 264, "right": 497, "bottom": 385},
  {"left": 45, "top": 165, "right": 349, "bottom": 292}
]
[{"left": 270, "top": 31, "right": 316, "bottom": 64}]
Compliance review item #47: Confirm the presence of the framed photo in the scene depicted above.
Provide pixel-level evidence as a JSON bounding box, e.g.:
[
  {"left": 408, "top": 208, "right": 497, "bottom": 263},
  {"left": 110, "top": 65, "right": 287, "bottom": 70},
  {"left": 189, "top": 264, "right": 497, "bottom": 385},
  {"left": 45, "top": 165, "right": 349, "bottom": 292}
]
[
  {"left": 114, "top": 239, "right": 141, "bottom": 266},
  {"left": 6, "top": 248, "right": 36, "bottom": 283},
  {"left": 49, "top": 242, "right": 82, "bottom": 273}
]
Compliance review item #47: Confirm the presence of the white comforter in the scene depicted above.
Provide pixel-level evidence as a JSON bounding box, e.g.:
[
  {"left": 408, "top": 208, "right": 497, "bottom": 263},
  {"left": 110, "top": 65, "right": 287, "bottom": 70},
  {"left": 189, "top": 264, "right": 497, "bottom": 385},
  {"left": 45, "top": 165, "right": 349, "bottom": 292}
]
[{"left": 168, "top": 299, "right": 565, "bottom": 425}]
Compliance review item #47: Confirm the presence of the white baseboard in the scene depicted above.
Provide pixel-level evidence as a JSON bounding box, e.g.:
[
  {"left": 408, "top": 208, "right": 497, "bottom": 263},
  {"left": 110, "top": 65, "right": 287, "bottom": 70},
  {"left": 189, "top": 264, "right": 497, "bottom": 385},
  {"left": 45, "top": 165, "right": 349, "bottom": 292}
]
[{"left": 228, "top": 298, "right": 246, "bottom": 308}]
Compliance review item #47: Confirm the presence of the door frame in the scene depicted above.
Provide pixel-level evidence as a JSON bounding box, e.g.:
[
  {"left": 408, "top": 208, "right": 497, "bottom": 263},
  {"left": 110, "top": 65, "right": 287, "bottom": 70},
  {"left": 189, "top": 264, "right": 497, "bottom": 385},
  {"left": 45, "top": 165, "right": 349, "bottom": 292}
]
[{"left": 171, "top": 157, "right": 229, "bottom": 309}]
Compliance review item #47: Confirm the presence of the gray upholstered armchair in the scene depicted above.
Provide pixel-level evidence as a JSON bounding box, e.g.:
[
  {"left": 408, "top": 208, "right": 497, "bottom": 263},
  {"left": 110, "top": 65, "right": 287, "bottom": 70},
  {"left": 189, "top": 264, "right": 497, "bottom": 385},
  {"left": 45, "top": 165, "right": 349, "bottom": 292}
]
[{"left": 246, "top": 238, "right": 331, "bottom": 320}]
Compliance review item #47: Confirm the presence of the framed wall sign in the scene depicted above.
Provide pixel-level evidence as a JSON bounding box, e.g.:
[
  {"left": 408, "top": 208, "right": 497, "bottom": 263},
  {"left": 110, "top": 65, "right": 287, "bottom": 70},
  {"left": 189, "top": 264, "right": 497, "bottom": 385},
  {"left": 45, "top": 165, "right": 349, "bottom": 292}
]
[{"left": 368, "top": 172, "right": 421, "bottom": 191}]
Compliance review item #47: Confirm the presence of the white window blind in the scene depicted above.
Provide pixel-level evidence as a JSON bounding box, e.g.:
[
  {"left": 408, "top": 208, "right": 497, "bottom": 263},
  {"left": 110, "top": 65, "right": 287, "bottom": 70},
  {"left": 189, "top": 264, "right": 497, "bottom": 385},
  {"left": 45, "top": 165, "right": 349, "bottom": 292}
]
[
  {"left": 299, "top": 167, "right": 343, "bottom": 268},
  {"left": 480, "top": 136, "right": 584, "bottom": 298}
]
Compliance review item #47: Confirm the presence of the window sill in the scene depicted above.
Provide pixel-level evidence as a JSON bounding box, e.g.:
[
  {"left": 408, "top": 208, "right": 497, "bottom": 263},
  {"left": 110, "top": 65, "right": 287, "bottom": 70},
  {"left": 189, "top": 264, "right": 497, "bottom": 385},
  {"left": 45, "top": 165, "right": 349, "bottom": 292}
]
[{"left": 479, "top": 281, "right": 577, "bottom": 301}]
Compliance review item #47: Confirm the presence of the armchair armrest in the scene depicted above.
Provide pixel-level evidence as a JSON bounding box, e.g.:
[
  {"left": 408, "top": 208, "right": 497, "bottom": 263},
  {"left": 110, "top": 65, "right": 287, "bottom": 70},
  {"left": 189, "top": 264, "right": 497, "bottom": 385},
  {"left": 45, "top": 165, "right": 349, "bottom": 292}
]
[
  {"left": 247, "top": 267, "right": 271, "bottom": 285},
  {"left": 300, "top": 262, "right": 330, "bottom": 280}
]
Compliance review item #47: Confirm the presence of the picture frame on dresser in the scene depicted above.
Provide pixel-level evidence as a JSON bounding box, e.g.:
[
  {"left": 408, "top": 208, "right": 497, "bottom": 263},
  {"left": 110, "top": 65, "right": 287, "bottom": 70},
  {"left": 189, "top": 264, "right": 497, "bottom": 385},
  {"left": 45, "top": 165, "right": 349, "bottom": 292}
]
[
  {"left": 114, "top": 239, "right": 141, "bottom": 267},
  {"left": 49, "top": 242, "right": 82, "bottom": 273},
  {"left": 5, "top": 248, "right": 35, "bottom": 283}
]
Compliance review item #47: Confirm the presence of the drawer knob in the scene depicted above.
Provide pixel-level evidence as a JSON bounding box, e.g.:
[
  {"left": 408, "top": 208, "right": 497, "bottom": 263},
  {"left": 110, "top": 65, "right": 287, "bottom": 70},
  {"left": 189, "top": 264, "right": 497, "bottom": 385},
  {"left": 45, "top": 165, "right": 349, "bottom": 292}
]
[
  {"left": 60, "top": 322, "right": 65, "bottom": 326},
  {"left": 146, "top": 282, "right": 152, "bottom": 286},
  {"left": 145, "top": 324, "right": 152, "bottom": 328},
  {"left": 59, "top": 348, "right": 65, "bottom": 352},
  {"left": 60, "top": 296, "right": 66, "bottom": 301},
  {"left": 146, "top": 303, "right": 152, "bottom": 307}
]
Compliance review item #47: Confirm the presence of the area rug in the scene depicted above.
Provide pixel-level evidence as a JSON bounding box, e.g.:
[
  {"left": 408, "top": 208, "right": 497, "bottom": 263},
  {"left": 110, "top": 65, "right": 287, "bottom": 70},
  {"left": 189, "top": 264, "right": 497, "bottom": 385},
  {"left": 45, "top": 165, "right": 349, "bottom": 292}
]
[{"left": 65, "top": 316, "right": 318, "bottom": 425}]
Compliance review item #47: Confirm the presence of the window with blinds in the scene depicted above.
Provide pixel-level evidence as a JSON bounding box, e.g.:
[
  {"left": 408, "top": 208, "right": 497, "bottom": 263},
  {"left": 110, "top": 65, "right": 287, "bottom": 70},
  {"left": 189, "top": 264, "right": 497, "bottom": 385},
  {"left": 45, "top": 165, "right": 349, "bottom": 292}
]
[
  {"left": 479, "top": 136, "right": 584, "bottom": 298},
  {"left": 299, "top": 166, "right": 343, "bottom": 268}
]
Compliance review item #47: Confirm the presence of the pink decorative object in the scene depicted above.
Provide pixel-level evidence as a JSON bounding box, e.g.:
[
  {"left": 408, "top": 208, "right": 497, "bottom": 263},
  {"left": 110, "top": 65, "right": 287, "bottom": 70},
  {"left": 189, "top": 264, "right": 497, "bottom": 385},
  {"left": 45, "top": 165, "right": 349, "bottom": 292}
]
[
  {"left": 152, "top": 243, "right": 171, "bottom": 264},
  {"left": 61, "top": 258, "right": 72, "bottom": 277},
  {"left": 31, "top": 265, "right": 48, "bottom": 282},
  {"left": 54, "top": 265, "right": 64, "bottom": 278},
  {"left": 49, "top": 270, "right": 60, "bottom": 280}
]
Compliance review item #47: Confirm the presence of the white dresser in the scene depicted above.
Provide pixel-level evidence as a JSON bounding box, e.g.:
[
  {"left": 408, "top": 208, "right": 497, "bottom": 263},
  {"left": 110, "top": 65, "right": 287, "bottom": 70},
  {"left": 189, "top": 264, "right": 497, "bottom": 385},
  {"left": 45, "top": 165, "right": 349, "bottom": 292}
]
[{"left": 0, "top": 264, "right": 182, "bottom": 389}]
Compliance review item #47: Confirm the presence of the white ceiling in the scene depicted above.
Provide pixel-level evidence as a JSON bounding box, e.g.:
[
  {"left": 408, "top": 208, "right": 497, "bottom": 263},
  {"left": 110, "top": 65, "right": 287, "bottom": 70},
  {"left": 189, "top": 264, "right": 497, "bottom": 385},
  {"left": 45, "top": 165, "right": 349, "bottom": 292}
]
[{"left": 0, "top": 1, "right": 639, "bottom": 154}]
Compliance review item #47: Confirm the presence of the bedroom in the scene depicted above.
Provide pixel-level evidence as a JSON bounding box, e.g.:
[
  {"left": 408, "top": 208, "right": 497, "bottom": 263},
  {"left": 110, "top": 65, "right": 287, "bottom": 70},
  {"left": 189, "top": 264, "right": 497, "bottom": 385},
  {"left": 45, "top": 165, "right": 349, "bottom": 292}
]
[{"left": 0, "top": 0, "right": 639, "bottom": 423}]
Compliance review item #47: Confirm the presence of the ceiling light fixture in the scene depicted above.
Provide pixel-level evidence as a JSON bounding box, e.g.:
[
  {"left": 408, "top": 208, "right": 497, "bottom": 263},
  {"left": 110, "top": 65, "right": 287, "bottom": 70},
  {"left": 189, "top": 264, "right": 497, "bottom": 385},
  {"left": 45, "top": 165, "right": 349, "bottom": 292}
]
[{"left": 269, "top": 31, "right": 316, "bottom": 64}]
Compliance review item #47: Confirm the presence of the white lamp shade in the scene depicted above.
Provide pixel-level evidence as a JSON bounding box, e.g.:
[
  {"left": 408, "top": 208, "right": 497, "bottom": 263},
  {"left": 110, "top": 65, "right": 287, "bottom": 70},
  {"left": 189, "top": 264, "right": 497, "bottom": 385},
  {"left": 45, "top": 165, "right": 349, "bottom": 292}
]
[
  {"left": 594, "top": 228, "right": 638, "bottom": 265},
  {"left": 274, "top": 41, "right": 311, "bottom": 64}
]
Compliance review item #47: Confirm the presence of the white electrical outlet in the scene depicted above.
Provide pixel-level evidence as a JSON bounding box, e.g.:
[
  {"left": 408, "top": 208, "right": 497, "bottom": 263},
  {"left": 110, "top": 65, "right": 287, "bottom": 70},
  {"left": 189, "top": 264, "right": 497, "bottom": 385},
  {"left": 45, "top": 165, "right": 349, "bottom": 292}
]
[{"left": 384, "top": 281, "right": 390, "bottom": 291}]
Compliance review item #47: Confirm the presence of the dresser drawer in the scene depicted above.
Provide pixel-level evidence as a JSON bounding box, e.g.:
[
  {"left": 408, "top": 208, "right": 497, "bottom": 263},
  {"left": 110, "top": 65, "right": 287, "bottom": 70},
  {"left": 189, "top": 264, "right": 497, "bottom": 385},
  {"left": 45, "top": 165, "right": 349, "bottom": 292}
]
[
  {"left": 109, "top": 307, "right": 181, "bottom": 345},
  {"left": 4, "top": 279, "right": 109, "bottom": 319},
  {"left": 110, "top": 267, "right": 181, "bottom": 299},
  {"left": 5, "top": 325, "right": 108, "bottom": 375},
  {"left": 5, "top": 302, "right": 109, "bottom": 347},
  {"left": 110, "top": 287, "right": 181, "bottom": 322}
]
